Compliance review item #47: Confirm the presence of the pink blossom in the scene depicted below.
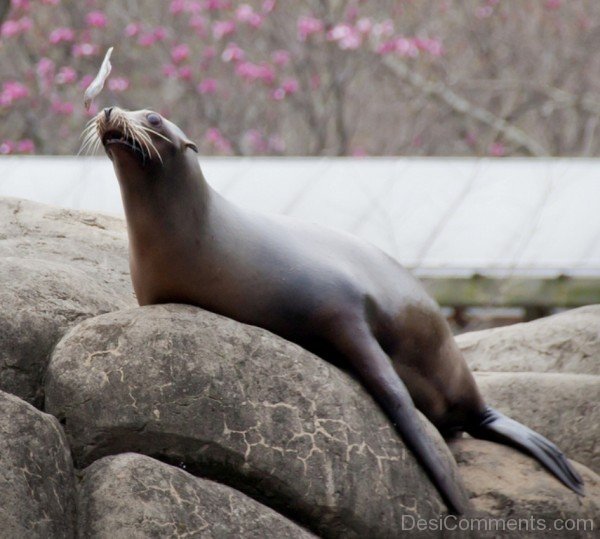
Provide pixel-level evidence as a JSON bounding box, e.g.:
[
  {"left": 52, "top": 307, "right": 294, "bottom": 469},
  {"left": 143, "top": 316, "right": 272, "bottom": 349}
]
[
  {"left": 236, "top": 4, "right": 262, "bottom": 27},
  {"left": 356, "top": 18, "right": 372, "bottom": 34},
  {"left": 376, "top": 37, "right": 418, "bottom": 57},
  {"left": 170, "top": 0, "right": 186, "bottom": 14},
  {"left": 221, "top": 42, "right": 245, "bottom": 62},
  {"left": 186, "top": 1, "right": 202, "bottom": 13},
  {"left": 162, "top": 64, "right": 178, "bottom": 78},
  {"left": 85, "top": 11, "right": 107, "bottom": 28},
  {"left": 0, "top": 140, "right": 15, "bottom": 154},
  {"left": 415, "top": 37, "right": 444, "bottom": 57},
  {"left": 202, "top": 46, "right": 216, "bottom": 59},
  {"left": 205, "top": 0, "right": 229, "bottom": 10},
  {"left": 41, "top": 0, "right": 60, "bottom": 5},
  {"left": 124, "top": 23, "right": 142, "bottom": 37},
  {"left": 178, "top": 66, "right": 193, "bottom": 80},
  {"left": 55, "top": 66, "right": 77, "bottom": 84},
  {"left": 51, "top": 100, "right": 74, "bottom": 115},
  {"left": 84, "top": 102, "right": 99, "bottom": 117},
  {"left": 243, "top": 129, "right": 269, "bottom": 152},
  {"left": 16, "top": 139, "right": 35, "bottom": 154},
  {"left": 268, "top": 134, "right": 285, "bottom": 153},
  {"left": 108, "top": 77, "right": 129, "bottom": 92},
  {"left": 327, "top": 23, "right": 362, "bottom": 50},
  {"left": 37, "top": 58, "right": 55, "bottom": 80},
  {"left": 212, "top": 20, "right": 236, "bottom": 40},
  {"left": 281, "top": 77, "right": 299, "bottom": 94},
  {"left": 153, "top": 26, "right": 168, "bottom": 41},
  {"left": 138, "top": 33, "right": 156, "bottom": 47},
  {"left": 489, "top": 142, "right": 506, "bottom": 157},
  {"left": 235, "top": 61, "right": 275, "bottom": 84},
  {"left": 297, "top": 16, "right": 323, "bottom": 41},
  {"left": 49, "top": 27, "right": 75, "bottom": 44},
  {"left": 197, "top": 78, "right": 218, "bottom": 94},
  {"left": 79, "top": 74, "right": 94, "bottom": 90},
  {"left": 18, "top": 16, "right": 32, "bottom": 32},
  {"left": 464, "top": 132, "right": 477, "bottom": 147},
  {"left": 545, "top": 0, "right": 562, "bottom": 9},
  {"left": 271, "top": 49, "right": 290, "bottom": 67},
  {"left": 1, "top": 81, "right": 30, "bottom": 106},
  {"left": 475, "top": 6, "right": 494, "bottom": 19},
  {"left": 262, "top": 0, "right": 276, "bottom": 13},
  {"left": 11, "top": 0, "right": 31, "bottom": 10},
  {"left": 372, "top": 20, "right": 394, "bottom": 38},
  {"left": 205, "top": 127, "right": 232, "bottom": 154},
  {"left": 189, "top": 15, "right": 207, "bottom": 34},
  {"left": 1, "top": 20, "right": 21, "bottom": 38},
  {"left": 72, "top": 42, "right": 97, "bottom": 58},
  {"left": 270, "top": 88, "right": 285, "bottom": 101},
  {"left": 171, "top": 43, "right": 190, "bottom": 63}
]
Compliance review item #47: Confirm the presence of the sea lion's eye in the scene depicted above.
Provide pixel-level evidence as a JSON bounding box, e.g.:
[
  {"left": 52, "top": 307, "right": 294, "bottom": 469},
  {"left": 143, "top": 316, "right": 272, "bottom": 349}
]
[{"left": 147, "top": 113, "right": 162, "bottom": 126}]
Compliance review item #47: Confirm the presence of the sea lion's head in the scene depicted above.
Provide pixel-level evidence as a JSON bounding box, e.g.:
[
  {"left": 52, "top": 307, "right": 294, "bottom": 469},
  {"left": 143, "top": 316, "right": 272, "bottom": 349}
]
[{"left": 84, "top": 107, "right": 198, "bottom": 179}]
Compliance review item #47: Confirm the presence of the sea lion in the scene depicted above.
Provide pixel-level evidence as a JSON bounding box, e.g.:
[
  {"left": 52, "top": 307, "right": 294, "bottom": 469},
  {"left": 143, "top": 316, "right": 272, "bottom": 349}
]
[{"left": 92, "top": 107, "right": 584, "bottom": 513}]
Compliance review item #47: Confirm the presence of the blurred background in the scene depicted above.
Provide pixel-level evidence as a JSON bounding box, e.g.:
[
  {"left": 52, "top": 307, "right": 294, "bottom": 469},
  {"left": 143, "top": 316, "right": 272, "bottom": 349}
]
[
  {"left": 2, "top": 0, "right": 600, "bottom": 157},
  {"left": 1, "top": 0, "right": 599, "bottom": 331}
]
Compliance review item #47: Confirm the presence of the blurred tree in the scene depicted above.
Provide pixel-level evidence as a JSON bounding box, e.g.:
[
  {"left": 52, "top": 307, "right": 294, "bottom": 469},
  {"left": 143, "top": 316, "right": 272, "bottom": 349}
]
[{"left": 1, "top": 0, "right": 599, "bottom": 157}]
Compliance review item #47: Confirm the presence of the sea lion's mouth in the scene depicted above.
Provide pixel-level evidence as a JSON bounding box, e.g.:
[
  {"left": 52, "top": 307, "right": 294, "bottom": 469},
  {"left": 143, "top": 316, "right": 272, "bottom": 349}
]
[{"left": 102, "top": 130, "right": 145, "bottom": 156}]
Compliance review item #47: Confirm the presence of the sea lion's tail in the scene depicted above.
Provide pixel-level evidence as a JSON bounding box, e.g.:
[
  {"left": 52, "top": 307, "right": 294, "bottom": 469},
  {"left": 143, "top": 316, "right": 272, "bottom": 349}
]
[{"left": 465, "top": 406, "right": 584, "bottom": 495}]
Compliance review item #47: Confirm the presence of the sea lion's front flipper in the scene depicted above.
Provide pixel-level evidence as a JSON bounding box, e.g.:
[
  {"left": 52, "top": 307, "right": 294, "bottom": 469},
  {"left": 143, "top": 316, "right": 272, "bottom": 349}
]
[
  {"left": 466, "top": 406, "right": 584, "bottom": 495},
  {"left": 336, "top": 326, "right": 471, "bottom": 514}
]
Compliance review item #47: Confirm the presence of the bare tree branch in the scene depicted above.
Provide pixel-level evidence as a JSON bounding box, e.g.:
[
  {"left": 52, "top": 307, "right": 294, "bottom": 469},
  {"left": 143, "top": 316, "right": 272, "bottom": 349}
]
[
  {"left": 381, "top": 57, "right": 548, "bottom": 157},
  {"left": 0, "top": 0, "right": 10, "bottom": 26}
]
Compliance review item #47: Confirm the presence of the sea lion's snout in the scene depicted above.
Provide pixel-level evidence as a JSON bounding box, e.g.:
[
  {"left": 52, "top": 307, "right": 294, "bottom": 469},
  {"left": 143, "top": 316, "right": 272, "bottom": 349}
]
[{"left": 93, "top": 108, "right": 164, "bottom": 165}]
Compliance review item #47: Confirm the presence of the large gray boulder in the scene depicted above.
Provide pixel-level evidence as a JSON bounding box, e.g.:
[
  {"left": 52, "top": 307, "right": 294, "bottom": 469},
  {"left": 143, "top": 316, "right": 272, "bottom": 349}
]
[
  {"left": 46, "top": 304, "right": 465, "bottom": 538},
  {"left": 0, "top": 257, "right": 131, "bottom": 405},
  {"left": 456, "top": 306, "right": 600, "bottom": 375},
  {"left": 451, "top": 439, "right": 599, "bottom": 539},
  {"left": 0, "top": 197, "right": 134, "bottom": 405},
  {"left": 0, "top": 197, "right": 133, "bottom": 301},
  {"left": 0, "top": 390, "right": 76, "bottom": 538},
  {"left": 78, "top": 453, "right": 316, "bottom": 538},
  {"left": 474, "top": 372, "right": 599, "bottom": 473}
]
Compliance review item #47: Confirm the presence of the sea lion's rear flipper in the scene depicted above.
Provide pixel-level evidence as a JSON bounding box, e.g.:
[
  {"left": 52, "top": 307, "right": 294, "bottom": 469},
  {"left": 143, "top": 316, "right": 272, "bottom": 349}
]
[{"left": 466, "top": 406, "right": 584, "bottom": 495}]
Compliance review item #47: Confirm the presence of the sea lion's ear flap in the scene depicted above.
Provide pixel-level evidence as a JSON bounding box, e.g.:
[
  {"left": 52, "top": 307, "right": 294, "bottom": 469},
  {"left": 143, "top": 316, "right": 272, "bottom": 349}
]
[{"left": 185, "top": 140, "right": 199, "bottom": 153}]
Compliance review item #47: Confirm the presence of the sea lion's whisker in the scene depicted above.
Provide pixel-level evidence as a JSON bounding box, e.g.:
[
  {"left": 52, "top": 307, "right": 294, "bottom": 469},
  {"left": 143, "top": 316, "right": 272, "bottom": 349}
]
[
  {"left": 79, "top": 122, "right": 98, "bottom": 140},
  {"left": 133, "top": 123, "right": 163, "bottom": 164},
  {"left": 78, "top": 130, "right": 100, "bottom": 156},
  {"left": 139, "top": 126, "right": 172, "bottom": 144}
]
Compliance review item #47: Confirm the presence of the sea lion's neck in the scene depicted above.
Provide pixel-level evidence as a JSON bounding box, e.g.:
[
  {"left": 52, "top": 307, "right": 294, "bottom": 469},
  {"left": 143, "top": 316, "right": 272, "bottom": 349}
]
[{"left": 117, "top": 159, "right": 214, "bottom": 254}]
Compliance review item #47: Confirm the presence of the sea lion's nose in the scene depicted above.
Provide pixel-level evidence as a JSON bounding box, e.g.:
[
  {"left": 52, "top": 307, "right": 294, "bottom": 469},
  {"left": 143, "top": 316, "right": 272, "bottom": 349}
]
[{"left": 104, "top": 107, "right": 113, "bottom": 121}]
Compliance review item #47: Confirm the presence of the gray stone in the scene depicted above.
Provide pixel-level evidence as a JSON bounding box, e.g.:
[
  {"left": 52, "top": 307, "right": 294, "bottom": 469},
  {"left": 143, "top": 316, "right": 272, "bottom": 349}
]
[
  {"left": 0, "top": 390, "right": 76, "bottom": 538},
  {"left": 0, "top": 257, "right": 131, "bottom": 405},
  {"left": 451, "top": 439, "right": 600, "bottom": 539},
  {"left": 78, "top": 453, "right": 316, "bottom": 539},
  {"left": 457, "top": 306, "right": 600, "bottom": 375},
  {"left": 0, "top": 197, "right": 133, "bottom": 301},
  {"left": 46, "top": 304, "right": 465, "bottom": 538},
  {"left": 474, "top": 372, "right": 599, "bottom": 473}
]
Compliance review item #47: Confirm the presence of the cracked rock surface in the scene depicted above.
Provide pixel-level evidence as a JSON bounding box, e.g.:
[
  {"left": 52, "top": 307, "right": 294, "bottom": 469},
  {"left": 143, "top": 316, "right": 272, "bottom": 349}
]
[
  {"left": 78, "top": 453, "right": 316, "bottom": 538},
  {"left": 0, "top": 198, "right": 134, "bottom": 406},
  {"left": 0, "top": 257, "right": 132, "bottom": 406},
  {"left": 46, "top": 303, "right": 460, "bottom": 538},
  {"left": 451, "top": 439, "right": 599, "bottom": 539},
  {"left": 0, "top": 390, "right": 76, "bottom": 538}
]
